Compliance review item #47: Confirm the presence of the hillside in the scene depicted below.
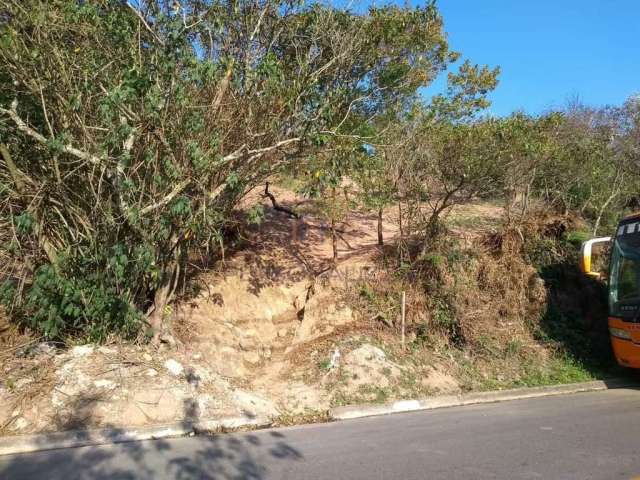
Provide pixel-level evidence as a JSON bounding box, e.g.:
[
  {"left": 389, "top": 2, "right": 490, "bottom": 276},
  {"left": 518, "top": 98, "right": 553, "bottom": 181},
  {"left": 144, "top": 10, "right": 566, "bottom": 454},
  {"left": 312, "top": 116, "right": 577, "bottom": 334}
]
[{"left": 0, "top": 182, "right": 615, "bottom": 436}]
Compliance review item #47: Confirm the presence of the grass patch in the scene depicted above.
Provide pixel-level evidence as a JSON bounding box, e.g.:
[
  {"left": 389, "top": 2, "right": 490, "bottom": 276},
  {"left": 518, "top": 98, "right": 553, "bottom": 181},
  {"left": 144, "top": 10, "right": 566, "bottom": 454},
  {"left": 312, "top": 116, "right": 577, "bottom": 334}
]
[{"left": 512, "top": 355, "right": 595, "bottom": 387}]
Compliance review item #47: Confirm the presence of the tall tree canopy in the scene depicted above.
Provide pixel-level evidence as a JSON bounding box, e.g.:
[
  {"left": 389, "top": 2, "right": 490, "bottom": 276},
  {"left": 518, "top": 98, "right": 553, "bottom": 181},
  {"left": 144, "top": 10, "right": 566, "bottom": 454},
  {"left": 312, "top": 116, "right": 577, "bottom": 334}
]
[{"left": 0, "top": 0, "right": 471, "bottom": 340}]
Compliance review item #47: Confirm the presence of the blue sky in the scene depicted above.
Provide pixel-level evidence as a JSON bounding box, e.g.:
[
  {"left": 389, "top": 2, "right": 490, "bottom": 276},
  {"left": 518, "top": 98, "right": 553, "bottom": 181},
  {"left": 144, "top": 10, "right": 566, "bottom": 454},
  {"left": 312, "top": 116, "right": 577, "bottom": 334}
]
[{"left": 426, "top": 0, "right": 640, "bottom": 116}]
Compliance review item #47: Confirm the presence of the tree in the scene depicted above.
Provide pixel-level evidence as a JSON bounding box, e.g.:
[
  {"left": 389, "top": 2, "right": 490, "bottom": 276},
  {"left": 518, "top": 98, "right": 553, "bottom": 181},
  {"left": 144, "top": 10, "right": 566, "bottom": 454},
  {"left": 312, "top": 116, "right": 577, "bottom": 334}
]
[
  {"left": 355, "top": 149, "right": 397, "bottom": 246},
  {"left": 386, "top": 61, "right": 500, "bottom": 256},
  {"left": 529, "top": 101, "right": 639, "bottom": 234},
  {"left": 0, "top": 0, "right": 462, "bottom": 340}
]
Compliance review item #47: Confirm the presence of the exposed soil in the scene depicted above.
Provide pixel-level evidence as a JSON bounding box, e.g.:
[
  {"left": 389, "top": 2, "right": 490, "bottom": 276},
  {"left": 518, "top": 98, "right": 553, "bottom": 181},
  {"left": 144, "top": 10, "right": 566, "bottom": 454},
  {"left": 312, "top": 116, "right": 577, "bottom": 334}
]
[{"left": 1, "top": 182, "right": 540, "bottom": 436}]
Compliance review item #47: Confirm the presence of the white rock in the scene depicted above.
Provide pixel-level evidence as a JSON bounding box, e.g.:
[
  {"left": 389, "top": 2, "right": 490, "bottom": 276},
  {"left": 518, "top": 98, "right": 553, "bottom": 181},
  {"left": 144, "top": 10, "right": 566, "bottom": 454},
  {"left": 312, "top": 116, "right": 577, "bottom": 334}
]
[
  {"left": 329, "top": 348, "right": 341, "bottom": 369},
  {"left": 146, "top": 368, "right": 158, "bottom": 377},
  {"left": 243, "top": 351, "right": 262, "bottom": 365},
  {"left": 143, "top": 353, "right": 153, "bottom": 362},
  {"left": 94, "top": 379, "right": 116, "bottom": 389},
  {"left": 232, "top": 390, "right": 279, "bottom": 416},
  {"left": 14, "top": 417, "right": 29, "bottom": 430},
  {"left": 71, "top": 345, "right": 94, "bottom": 357},
  {"left": 164, "top": 359, "right": 184, "bottom": 376}
]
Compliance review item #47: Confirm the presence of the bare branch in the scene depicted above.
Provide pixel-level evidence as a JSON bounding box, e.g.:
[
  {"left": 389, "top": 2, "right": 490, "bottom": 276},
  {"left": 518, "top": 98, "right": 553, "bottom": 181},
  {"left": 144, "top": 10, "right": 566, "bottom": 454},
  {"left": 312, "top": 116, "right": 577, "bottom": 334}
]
[
  {"left": 247, "top": 137, "right": 301, "bottom": 156},
  {"left": 139, "top": 179, "right": 190, "bottom": 216},
  {"left": 126, "top": 2, "right": 165, "bottom": 46},
  {"left": 0, "top": 100, "right": 104, "bottom": 167}
]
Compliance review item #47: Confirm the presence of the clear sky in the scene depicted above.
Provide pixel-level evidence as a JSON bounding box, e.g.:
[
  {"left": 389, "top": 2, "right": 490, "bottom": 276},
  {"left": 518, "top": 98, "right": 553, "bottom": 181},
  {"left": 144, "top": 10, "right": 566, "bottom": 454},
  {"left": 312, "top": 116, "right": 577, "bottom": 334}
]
[{"left": 426, "top": 0, "right": 640, "bottom": 116}]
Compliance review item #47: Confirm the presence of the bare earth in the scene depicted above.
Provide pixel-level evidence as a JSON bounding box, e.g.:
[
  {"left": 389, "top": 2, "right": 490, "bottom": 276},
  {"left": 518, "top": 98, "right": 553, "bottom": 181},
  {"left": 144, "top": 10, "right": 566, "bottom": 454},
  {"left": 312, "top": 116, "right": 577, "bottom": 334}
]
[{"left": 1, "top": 184, "right": 502, "bottom": 436}]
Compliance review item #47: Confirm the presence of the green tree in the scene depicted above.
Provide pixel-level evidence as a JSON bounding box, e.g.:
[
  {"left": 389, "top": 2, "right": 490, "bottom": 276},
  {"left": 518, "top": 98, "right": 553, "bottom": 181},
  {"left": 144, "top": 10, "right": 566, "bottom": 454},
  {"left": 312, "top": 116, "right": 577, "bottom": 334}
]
[{"left": 0, "top": 0, "right": 463, "bottom": 340}]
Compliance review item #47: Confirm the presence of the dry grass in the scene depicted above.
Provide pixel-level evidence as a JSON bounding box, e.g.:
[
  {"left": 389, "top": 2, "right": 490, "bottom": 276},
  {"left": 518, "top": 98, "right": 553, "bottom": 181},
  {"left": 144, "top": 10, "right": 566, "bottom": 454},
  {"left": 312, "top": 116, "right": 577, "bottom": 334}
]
[
  {"left": 0, "top": 353, "right": 56, "bottom": 436},
  {"left": 329, "top": 207, "right": 602, "bottom": 391}
]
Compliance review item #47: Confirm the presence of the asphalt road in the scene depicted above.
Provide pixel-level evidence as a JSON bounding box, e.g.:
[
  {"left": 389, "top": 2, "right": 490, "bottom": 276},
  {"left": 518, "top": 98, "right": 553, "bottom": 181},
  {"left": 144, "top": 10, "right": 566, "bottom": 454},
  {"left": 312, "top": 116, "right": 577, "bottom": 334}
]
[{"left": 2, "top": 388, "right": 640, "bottom": 479}]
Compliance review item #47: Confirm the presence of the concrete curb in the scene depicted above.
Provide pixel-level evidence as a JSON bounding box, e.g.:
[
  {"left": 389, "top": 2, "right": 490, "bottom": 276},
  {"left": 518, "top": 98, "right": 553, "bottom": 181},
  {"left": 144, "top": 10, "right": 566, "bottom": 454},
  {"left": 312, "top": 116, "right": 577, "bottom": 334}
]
[
  {"left": 329, "top": 379, "right": 633, "bottom": 421},
  {"left": 0, "top": 415, "right": 271, "bottom": 457},
  {"left": 1, "top": 380, "right": 633, "bottom": 456}
]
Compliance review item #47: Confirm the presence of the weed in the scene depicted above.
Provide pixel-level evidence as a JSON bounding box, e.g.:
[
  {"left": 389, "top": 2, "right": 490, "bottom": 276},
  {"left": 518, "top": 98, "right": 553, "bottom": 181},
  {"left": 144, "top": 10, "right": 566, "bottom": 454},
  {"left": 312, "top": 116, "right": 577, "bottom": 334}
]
[
  {"left": 5, "top": 377, "right": 15, "bottom": 393},
  {"left": 317, "top": 359, "right": 332, "bottom": 371},
  {"left": 504, "top": 339, "right": 523, "bottom": 357},
  {"left": 513, "top": 355, "right": 594, "bottom": 388},
  {"left": 565, "top": 230, "right": 590, "bottom": 248},
  {"left": 359, "top": 284, "right": 375, "bottom": 302},
  {"left": 356, "top": 384, "right": 390, "bottom": 403},
  {"left": 421, "top": 253, "right": 444, "bottom": 267},
  {"left": 271, "top": 410, "right": 330, "bottom": 427}
]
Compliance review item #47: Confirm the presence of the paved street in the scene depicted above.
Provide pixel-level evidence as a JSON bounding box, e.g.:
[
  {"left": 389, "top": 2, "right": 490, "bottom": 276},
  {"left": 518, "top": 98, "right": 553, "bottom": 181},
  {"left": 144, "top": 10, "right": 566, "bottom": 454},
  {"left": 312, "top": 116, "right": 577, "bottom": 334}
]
[{"left": 2, "top": 388, "right": 640, "bottom": 479}]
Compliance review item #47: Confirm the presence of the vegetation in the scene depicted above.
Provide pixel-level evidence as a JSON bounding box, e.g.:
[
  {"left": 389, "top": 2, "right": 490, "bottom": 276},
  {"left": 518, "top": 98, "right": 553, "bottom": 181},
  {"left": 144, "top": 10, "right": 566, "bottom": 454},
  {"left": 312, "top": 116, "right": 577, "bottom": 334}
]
[
  {"left": 1, "top": 0, "right": 639, "bottom": 366},
  {"left": 0, "top": 0, "right": 464, "bottom": 340}
]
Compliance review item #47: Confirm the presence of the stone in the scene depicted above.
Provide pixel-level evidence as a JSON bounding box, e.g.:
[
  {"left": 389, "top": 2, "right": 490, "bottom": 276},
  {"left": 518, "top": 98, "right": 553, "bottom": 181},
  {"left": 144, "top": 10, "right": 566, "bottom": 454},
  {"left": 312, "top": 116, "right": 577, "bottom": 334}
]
[
  {"left": 13, "top": 417, "right": 29, "bottom": 430},
  {"left": 36, "top": 341, "right": 59, "bottom": 355},
  {"left": 215, "top": 353, "right": 247, "bottom": 378},
  {"left": 239, "top": 336, "right": 258, "bottom": 351},
  {"left": 164, "top": 359, "right": 184, "bottom": 376},
  {"left": 14, "top": 378, "right": 33, "bottom": 389},
  {"left": 71, "top": 345, "right": 94, "bottom": 357},
  {"left": 94, "top": 379, "right": 117, "bottom": 389},
  {"left": 232, "top": 390, "right": 278, "bottom": 417},
  {"left": 242, "top": 351, "right": 262, "bottom": 366}
]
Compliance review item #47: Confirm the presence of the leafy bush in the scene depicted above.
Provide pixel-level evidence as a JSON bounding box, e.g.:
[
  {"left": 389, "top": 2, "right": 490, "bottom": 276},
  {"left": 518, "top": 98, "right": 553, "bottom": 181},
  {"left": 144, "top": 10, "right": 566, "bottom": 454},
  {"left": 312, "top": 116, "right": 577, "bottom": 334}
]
[{"left": 0, "top": 0, "right": 459, "bottom": 340}]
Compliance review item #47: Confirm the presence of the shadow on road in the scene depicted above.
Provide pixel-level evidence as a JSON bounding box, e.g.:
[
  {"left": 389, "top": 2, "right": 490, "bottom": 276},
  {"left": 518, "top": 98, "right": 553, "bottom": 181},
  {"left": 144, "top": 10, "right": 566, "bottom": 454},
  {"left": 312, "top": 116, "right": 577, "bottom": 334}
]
[
  {"left": 0, "top": 366, "right": 304, "bottom": 480},
  {"left": 0, "top": 427, "right": 303, "bottom": 480}
]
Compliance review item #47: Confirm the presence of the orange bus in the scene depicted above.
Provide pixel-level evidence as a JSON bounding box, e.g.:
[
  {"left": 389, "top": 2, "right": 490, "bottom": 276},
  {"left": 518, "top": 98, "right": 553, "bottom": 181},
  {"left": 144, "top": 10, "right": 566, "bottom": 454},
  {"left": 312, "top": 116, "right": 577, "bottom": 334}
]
[{"left": 581, "top": 213, "right": 640, "bottom": 368}]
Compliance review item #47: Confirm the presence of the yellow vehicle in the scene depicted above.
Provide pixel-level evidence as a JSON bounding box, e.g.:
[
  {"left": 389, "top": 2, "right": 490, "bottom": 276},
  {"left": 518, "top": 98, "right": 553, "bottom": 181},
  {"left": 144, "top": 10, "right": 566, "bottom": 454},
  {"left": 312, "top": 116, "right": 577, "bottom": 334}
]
[{"left": 581, "top": 213, "right": 640, "bottom": 367}]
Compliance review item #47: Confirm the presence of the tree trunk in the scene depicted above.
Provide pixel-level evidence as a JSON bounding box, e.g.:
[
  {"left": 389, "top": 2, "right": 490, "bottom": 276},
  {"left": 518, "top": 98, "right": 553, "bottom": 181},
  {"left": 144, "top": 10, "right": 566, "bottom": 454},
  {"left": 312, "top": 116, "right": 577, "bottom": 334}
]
[
  {"left": 149, "top": 237, "right": 180, "bottom": 342},
  {"left": 331, "top": 216, "right": 338, "bottom": 263},
  {"left": 593, "top": 173, "right": 623, "bottom": 236},
  {"left": 1, "top": 143, "right": 58, "bottom": 267},
  {"left": 377, "top": 207, "right": 384, "bottom": 246},
  {"left": 331, "top": 187, "right": 338, "bottom": 263},
  {"left": 149, "top": 271, "right": 172, "bottom": 342},
  {"left": 520, "top": 168, "right": 536, "bottom": 219},
  {"left": 420, "top": 214, "right": 439, "bottom": 257}
]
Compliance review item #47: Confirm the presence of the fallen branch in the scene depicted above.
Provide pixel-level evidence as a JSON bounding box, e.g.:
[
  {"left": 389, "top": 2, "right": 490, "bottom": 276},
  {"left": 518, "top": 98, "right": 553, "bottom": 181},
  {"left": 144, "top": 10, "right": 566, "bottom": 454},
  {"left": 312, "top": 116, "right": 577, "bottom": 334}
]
[{"left": 263, "top": 181, "right": 300, "bottom": 219}]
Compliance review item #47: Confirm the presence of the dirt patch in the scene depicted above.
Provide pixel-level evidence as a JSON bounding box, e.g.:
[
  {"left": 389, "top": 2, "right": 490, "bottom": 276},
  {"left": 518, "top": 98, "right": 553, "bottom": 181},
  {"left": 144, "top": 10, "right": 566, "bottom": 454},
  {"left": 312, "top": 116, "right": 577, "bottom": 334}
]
[
  {"left": 1, "top": 342, "right": 252, "bottom": 435},
  {"left": 0, "top": 186, "right": 599, "bottom": 436}
]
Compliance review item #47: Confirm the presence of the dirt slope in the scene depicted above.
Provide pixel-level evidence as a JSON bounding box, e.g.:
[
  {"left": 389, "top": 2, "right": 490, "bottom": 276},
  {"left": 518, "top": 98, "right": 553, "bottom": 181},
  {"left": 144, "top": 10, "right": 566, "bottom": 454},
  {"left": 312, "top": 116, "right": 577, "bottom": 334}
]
[{"left": 1, "top": 183, "right": 519, "bottom": 435}]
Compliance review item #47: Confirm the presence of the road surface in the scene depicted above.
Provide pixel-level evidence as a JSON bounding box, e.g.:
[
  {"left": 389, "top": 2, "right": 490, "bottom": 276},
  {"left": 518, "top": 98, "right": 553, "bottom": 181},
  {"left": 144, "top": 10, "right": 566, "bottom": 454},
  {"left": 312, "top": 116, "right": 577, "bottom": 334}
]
[{"left": 2, "top": 388, "right": 640, "bottom": 479}]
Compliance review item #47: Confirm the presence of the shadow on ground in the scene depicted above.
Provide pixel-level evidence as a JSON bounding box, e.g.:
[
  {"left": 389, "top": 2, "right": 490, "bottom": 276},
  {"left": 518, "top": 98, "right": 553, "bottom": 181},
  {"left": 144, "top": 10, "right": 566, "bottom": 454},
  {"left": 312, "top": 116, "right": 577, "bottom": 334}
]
[
  {"left": 537, "top": 260, "right": 639, "bottom": 383},
  {"left": 0, "top": 428, "right": 303, "bottom": 480},
  {"left": 0, "top": 366, "right": 304, "bottom": 480}
]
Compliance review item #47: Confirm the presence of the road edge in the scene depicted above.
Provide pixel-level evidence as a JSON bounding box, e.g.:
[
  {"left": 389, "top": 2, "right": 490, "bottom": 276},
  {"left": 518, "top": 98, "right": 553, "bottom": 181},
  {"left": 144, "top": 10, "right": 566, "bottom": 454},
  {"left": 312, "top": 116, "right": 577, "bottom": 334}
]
[
  {"left": 0, "top": 379, "right": 633, "bottom": 456},
  {"left": 0, "top": 415, "right": 271, "bottom": 456},
  {"left": 329, "top": 379, "right": 633, "bottom": 421}
]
